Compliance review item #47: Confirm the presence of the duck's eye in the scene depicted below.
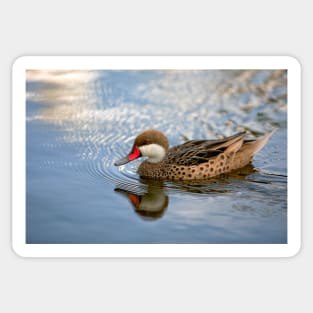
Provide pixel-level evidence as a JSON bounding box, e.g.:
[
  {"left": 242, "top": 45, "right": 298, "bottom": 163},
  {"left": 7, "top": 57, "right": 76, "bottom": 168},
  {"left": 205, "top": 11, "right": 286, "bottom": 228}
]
[{"left": 142, "top": 140, "right": 151, "bottom": 145}]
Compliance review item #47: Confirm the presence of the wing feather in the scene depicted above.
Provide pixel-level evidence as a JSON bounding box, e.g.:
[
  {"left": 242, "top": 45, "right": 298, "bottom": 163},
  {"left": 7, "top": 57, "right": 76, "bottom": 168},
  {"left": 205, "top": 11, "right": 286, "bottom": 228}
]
[{"left": 165, "top": 132, "right": 246, "bottom": 166}]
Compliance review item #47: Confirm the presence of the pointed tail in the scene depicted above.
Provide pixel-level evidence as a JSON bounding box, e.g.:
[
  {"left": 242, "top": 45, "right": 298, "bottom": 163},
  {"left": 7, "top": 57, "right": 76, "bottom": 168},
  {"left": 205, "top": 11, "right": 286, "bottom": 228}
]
[{"left": 249, "top": 129, "right": 276, "bottom": 156}]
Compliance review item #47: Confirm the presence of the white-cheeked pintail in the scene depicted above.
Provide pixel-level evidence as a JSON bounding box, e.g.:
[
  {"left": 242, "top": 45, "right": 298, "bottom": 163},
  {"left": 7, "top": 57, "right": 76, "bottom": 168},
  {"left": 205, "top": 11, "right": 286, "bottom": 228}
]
[{"left": 114, "top": 129, "right": 275, "bottom": 180}]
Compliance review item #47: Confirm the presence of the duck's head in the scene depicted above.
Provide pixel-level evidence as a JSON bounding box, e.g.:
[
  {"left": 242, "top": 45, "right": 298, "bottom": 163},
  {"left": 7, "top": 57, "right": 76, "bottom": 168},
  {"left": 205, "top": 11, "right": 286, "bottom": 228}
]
[{"left": 114, "top": 130, "right": 169, "bottom": 166}]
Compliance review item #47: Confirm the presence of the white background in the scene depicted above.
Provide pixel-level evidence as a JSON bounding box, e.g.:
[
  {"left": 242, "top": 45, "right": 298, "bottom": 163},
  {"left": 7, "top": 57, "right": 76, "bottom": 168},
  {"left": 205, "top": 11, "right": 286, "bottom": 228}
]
[{"left": 1, "top": 1, "right": 310, "bottom": 312}]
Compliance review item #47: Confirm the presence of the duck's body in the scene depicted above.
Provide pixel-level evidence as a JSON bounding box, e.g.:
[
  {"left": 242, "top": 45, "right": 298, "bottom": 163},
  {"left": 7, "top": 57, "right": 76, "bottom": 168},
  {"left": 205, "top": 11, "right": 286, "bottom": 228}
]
[{"left": 114, "top": 129, "right": 274, "bottom": 181}]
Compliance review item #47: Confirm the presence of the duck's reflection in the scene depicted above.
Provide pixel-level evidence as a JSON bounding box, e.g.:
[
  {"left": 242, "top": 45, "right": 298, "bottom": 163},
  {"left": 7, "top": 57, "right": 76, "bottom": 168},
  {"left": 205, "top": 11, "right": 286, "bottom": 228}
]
[
  {"left": 114, "top": 183, "right": 168, "bottom": 220},
  {"left": 114, "top": 163, "right": 258, "bottom": 221}
]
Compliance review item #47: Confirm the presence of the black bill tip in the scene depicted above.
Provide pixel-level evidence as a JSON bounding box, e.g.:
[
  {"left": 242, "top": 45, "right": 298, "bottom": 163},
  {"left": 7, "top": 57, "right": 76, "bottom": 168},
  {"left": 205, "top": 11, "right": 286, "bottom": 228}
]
[{"left": 114, "top": 155, "right": 130, "bottom": 166}]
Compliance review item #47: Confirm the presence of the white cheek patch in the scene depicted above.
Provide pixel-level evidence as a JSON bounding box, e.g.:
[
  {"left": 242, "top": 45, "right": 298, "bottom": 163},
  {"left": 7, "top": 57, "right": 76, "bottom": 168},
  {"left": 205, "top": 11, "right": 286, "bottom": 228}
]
[{"left": 139, "top": 144, "right": 166, "bottom": 163}]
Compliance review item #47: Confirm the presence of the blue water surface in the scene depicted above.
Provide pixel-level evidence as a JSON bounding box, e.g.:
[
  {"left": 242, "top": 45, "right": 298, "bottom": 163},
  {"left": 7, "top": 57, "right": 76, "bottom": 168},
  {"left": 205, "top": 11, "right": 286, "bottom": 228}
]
[{"left": 26, "top": 70, "right": 287, "bottom": 244}]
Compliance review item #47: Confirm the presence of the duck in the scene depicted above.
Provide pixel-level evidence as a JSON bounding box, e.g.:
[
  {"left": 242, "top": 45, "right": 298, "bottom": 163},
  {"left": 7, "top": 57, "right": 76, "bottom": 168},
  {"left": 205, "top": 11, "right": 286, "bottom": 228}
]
[{"left": 114, "top": 129, "right": 275, "bottom": 181}]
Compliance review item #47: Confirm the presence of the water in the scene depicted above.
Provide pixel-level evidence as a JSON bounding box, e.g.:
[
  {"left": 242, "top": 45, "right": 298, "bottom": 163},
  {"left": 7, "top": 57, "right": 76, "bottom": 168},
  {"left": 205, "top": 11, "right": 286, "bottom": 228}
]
[{"left": 26, "top": 69, "right": 287, "bottom": 244}]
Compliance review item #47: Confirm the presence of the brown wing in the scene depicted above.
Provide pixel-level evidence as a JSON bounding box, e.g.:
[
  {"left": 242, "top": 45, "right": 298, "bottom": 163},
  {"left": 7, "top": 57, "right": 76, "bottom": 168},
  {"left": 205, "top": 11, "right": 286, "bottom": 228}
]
[{"left": 165, "top": 132, "right": 246, "bottom": 166}]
